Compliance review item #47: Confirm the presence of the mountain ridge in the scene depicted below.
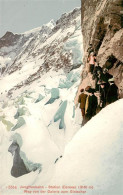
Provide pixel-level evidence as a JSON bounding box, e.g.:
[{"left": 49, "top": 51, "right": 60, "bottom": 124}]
[{"left": 0, "top": 7, "right": 82, "bottom": 97}]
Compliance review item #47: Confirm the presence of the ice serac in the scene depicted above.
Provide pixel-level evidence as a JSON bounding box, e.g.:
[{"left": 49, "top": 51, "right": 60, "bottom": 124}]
[
  {"left": 45, "top": 88, "right": 59, "bottom": 105},
  {"left": 59, "top": 71, "right": 80, "bottom": 89},
  {"left": 35, "top": 94, "right": 44, "bottom": 103},
  {"left": 54, "top": 100, "right": 67, "bottom": 129},
  {"left": 14, "top": 107, "right": 30, "bottom": 119},
  {"left": 9, "top": 134, "right": 42, "bottom": 177},
  {"left": 0, "top": 116, "right": 14, "bottom": 131},
  {"left": 8, "top": 142, "right": 30, "bottom": 178},
  {"left": 81, "top": 0, "right": 123, "bottom": 97},
  {"left": 12, "top": 117, "right": 26, "bottom": 131}
]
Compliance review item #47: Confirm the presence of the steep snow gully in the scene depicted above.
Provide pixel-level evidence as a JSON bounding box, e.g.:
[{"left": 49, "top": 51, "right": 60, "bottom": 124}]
[{"left": 0, "top": 6, "right": 122, "bottom": 195}]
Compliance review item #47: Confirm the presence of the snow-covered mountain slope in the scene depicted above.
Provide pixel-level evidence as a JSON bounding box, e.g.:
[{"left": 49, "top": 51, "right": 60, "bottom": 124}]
[{"left": 0, "top": 7, "right": 84, "bottom": 194}]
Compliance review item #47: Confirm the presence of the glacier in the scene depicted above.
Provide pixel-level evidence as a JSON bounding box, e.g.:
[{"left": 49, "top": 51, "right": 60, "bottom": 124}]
[{"left": 45, "top": 88, "right": 59, "bottom": 105}]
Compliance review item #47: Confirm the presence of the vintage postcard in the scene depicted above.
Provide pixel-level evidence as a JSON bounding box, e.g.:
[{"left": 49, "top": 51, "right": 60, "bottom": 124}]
[{"left": 0, "top": 0, "right": 122, "bottom": 194}]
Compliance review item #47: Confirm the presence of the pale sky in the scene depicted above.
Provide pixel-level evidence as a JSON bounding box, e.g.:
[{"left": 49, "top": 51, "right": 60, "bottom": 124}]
[{"left": 0, "top": 0, "right": 81, "bottom": 38}]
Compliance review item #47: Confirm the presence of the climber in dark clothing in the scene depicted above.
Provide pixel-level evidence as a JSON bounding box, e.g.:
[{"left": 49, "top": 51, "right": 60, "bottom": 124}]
[
  {"left": 106, "top": 78, "right": 118, "bottom": 105},
  {"left": 78, "top": 89, "right": 87, "bottom": 126},
  {"left": 98, "top": 68, "right": 112, "bottom": 103},
  {"left": 99, "top": 82, "right": 107, "bottom": 109},
  {"left": 93, "top": 63, "right": 102, "bottom": 78},
  {"left": 100, "top": 68, "right": 113, "bottom": 83},
  {"left": 87, "top": 44, "right": 94, "bottom": 55},
  {"left": 93, "top": 63, "right": 103, "bottom": 91},
  {"left": 95, "top": 68, "right": 111, "bottom": 93},
  {"left": 84, "top": 87, "right": 98, "bottom": 124},
  {"left": 91, "top": 90, "right": 98, "bottom": 117}
]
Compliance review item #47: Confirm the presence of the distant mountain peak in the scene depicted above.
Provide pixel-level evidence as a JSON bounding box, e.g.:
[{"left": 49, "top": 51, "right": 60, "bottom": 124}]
[
  {"left": 45, "top": 19, "right": 56, "bottom": 29},
  {"left": 1, "top": 31, "right": 20, "bottom": 39}
]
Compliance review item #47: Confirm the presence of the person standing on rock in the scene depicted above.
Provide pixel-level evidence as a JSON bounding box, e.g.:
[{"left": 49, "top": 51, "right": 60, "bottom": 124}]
[
  {"left": 101, "top": 68, "right": 113, "bottom": 83},
  {"left": 99, "top": 81, "right": 107, "bottom": 109},
  {"left": 84, "top": 87, "right": 98, "bottom": 124},
  {"left": 87, "top": 43, "right": 94, "bottom": 56},
  {"left": 78, "top": 88, "right": 87, "bottom": 126},
  {"left": 93, "top": 63, "right": 103, "bottom": 91},
  {"left": 106, "top": 78, "right": 118, "bottom": 105},
  {"left": 88, "top": 52, "right": 96, "bottom": 74}
]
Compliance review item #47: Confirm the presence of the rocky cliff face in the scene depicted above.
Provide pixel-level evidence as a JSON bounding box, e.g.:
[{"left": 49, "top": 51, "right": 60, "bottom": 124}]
[{"left": 81, "top": 0, "right": 123, "bottom": 97}]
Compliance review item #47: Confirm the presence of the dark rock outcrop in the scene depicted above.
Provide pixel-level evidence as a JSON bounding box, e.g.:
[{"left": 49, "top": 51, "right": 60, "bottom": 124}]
[
  {"left": 81, "top": 0, "right": 123, "bottom": 97},
  {"left": 0, "top": 31, "right": 21, "bottom": 48}
]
